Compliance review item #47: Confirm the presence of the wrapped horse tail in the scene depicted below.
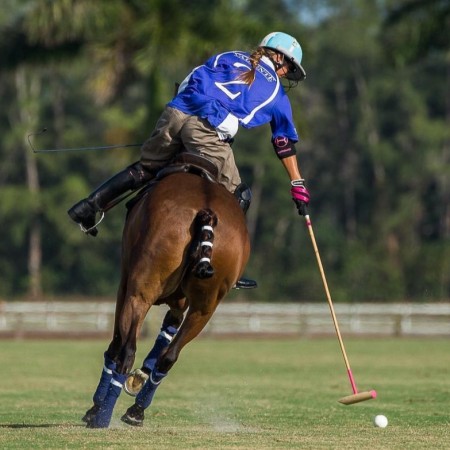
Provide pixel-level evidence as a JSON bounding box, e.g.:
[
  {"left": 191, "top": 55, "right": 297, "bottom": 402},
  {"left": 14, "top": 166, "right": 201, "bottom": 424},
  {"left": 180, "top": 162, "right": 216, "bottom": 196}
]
[{"left": 192, "top": 209, "right": 218, "bottom": 279}]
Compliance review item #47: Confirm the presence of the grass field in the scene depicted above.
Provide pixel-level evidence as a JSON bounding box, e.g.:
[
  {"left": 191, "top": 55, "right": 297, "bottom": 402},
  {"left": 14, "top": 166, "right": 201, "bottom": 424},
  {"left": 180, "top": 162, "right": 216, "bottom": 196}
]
[{"left": 0, "top": 337, "right": 449, "bottom": 449}]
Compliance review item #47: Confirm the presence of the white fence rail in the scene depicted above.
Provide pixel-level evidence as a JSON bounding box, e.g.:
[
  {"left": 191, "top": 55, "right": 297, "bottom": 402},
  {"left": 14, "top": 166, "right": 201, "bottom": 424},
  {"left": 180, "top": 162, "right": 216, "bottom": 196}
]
[
  {"left": 1, "top": 301, "right": 449, "bottom": 338},
  {"left": 207, "top": 303, "right": 450, "bottom": 337}
]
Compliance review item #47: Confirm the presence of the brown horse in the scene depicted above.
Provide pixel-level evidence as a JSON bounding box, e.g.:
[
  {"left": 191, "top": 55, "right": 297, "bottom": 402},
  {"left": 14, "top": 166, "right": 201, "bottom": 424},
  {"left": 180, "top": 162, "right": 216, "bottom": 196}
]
[{"left": 83, "top": 167, "right": 250, "bottom": 428}]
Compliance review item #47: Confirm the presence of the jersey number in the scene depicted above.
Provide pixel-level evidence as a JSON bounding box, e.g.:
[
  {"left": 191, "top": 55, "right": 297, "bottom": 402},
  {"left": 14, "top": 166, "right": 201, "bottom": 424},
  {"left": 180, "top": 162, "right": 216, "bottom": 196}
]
[{"left": 214, "top": 63, "right": 248, "bottom": 100}]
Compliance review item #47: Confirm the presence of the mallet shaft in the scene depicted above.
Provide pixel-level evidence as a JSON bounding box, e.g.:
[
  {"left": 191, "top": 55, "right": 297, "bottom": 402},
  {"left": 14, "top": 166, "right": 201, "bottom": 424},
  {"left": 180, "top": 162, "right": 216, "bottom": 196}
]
[
  {"left": 304, "top": 214, "right": 377, "bottom": 404},
  {"left": 305, "top": 215, "right": 353, "bottom": 377}
]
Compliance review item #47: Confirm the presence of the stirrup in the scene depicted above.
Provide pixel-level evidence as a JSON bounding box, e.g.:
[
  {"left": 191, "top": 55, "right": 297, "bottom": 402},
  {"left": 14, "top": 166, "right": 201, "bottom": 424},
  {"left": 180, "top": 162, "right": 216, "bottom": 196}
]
[
  {"left": 79, "top": 212, "right": 105, "bottom": 235},
  {"left": 233, "top": 278, "right": 258, "bottom": 289}
]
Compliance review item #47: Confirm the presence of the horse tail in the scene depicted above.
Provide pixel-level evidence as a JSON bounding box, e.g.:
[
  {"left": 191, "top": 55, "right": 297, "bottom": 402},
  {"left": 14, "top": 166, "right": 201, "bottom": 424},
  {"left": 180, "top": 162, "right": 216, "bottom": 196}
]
[{"left": 191, "top": 208, "right": 218, "bottom": 279}]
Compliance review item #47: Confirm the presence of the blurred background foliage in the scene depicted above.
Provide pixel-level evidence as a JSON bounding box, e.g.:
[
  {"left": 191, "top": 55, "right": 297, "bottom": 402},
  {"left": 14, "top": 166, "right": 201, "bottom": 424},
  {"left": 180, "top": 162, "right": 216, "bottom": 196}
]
[{"left": 0, "top": 0, "right": 448, "bottom": 302}]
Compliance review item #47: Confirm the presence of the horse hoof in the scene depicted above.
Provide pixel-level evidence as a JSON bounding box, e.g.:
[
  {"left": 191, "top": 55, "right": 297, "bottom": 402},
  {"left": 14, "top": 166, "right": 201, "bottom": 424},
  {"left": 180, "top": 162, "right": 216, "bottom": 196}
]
[
  {"left": 86, "top": 421, "right": 109, "bottom": 429},
  {"left": 121, "top": 404, "right": 145, "bottom": 427},
  {"left": 82, "top": 404, "right": 100, "bottom": 424},
  {"left": 124, "top": 369, "right": 149, "bottom": 397},
  {"left": 85, "top": 410, "right": 111, "bottom": 428}
]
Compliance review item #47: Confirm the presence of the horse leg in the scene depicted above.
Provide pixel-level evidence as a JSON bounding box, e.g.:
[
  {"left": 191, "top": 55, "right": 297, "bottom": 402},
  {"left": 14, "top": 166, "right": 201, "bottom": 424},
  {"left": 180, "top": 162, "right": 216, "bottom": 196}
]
[
  {"left": 120, "top": 307, "right": 184, "bottom": 426},
  {"left": 81, "top": 351, "right": 117, "bottom": 424},
  {"left": 142, "top": 308, "right": 184, "bottom": 373},
  {"left": 83, "top": 333, "right": 124, "bottom": 427},
  {"left": 89, "top": 293, "right": 151, "bottom": 428},
  {"left": 121, "top": 298, "right": 220, "bottom": 426},
  {"left": 82, "top": 278, "right": 127, "bottom": 425},
  {"left": 124, "top": 307, "right": 184, "bottom": 397}
]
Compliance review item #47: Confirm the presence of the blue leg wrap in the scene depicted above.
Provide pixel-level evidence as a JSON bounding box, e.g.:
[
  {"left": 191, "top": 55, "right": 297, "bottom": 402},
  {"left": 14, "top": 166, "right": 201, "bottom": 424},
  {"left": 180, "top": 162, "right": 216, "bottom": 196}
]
[
  {"left": 136, "top": 368, "right": 167, "bottom": 409},
  {"left": 92, "top": 353, "right": 116, "bottom": 405},
  {"left": 91, "top": 371, "right": 127, "bottom": 428},
  {"left": 142, "top": 325, "right": 178, "bottom": 372}
]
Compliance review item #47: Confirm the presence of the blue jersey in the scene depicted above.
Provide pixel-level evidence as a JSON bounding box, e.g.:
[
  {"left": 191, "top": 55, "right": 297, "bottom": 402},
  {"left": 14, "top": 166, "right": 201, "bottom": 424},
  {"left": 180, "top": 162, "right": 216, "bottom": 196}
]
[{"left": 168, "top": 51, "right": 298, "bottom": 142}]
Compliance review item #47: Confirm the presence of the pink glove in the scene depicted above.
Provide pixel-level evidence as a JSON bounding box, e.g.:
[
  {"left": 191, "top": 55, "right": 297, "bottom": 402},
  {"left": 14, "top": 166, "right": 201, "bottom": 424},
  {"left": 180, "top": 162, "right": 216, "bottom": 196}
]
[{"left": 291, "top": 179, "right": 310, "bottom": 216}]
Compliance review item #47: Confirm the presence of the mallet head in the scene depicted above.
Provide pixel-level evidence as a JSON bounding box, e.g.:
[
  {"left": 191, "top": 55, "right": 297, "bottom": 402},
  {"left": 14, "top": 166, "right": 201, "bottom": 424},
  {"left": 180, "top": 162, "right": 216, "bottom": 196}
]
[{"left": 338, "top": 390, "right": 377, "bottom": 405}]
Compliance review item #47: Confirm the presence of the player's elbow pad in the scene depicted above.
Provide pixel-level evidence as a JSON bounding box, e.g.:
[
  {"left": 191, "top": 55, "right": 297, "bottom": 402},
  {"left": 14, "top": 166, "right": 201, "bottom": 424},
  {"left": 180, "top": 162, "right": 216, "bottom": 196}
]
[{"left": 272, "top": 136, "right": 297, "bottom": 159}]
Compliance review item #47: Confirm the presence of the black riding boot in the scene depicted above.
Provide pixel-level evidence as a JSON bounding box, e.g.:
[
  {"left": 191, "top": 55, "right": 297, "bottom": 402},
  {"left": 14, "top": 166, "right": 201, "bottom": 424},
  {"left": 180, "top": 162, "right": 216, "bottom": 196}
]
[
  {"left": 233, "top": 183, "right": 257, "bottom": 290},
  {"left": 68, "top": 162, "right": 154, "bottom": 236}
]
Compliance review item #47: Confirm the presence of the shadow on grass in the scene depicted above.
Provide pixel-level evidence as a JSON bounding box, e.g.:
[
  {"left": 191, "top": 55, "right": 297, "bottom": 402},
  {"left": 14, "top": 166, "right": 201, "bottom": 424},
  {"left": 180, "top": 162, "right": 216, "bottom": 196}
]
[{"left": 0, "top": 423, "right": 85, "bottom": 429}]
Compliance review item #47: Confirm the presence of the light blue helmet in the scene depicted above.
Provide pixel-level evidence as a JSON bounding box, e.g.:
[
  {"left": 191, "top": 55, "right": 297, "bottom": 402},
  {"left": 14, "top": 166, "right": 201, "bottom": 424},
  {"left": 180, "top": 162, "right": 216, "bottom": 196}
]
[{"left": 260, "top": 32, "right": 306, "bottom": 81}]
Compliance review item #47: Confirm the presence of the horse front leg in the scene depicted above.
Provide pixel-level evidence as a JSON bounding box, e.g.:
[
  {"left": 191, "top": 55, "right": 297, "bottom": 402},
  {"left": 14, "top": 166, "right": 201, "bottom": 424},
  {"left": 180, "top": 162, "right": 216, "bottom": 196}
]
[
  {"left": 88, "top": 293, "right": 151, "bottom": 428},
  {"left": 121, "top": 297, "right": 220, "bottom": 427}
]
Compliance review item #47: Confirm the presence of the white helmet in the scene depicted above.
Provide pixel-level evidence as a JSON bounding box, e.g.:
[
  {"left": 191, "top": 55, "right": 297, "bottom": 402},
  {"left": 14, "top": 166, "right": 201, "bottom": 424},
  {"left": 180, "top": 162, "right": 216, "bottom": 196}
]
[{"left": 260, "top": 31, "right": 306, "bottom": 81}]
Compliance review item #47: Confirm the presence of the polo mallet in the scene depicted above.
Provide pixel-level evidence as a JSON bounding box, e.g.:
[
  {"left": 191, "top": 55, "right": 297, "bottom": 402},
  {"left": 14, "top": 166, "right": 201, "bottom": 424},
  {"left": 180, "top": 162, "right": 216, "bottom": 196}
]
[{"left": 304, "top": 212, "right": 377, "bottom": 405}]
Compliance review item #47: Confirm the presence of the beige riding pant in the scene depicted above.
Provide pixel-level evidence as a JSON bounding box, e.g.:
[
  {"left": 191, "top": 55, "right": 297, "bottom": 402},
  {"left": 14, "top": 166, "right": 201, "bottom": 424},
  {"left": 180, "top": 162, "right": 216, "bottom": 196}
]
[{"left": 140, "top": 106, "right": 241, "bottom": 192}]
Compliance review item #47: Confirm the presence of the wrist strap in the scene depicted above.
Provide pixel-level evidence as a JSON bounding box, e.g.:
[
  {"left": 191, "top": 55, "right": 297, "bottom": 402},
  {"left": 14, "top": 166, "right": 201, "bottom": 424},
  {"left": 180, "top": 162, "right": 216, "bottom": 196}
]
[{"left": 291, "top": 179, "right": 305, "bottom": 187}]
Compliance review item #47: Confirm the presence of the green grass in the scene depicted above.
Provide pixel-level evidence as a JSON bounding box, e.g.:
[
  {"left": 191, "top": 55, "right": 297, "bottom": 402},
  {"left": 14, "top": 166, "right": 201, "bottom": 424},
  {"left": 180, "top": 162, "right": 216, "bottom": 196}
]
[{"left": 0, "top": 337, "right": 449, "bottom": 449}]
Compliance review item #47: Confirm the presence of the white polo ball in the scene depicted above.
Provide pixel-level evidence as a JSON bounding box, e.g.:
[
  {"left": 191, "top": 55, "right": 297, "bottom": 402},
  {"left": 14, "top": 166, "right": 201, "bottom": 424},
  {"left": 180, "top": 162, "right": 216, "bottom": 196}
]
[{"left": 373, "top": 414, "right": 388, "bottom": 428}]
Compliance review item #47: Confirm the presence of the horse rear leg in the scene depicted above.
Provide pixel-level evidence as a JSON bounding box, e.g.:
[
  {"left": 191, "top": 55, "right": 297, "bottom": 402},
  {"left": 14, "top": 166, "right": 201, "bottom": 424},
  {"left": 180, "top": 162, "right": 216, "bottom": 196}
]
[
  {"left": 82, "top": 276, "right": 129, "bottom": 425},
  {"left": 124, "top": 307, "right": 185, "bottom": 397},
  {"left": 88, "top": 293, "right": 152, "bottom": 428},
  {"left": 121, "top": 297, "right": 220, "bottom": 426},
  {"left": 81, "top": 351, "right": 117, "bottom": 424}
]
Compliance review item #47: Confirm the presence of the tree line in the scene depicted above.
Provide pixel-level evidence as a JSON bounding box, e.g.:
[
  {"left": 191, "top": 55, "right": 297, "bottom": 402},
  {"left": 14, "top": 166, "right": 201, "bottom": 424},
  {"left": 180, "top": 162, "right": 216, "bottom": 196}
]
[{"left": 0, "top": 0, "right": 448, "bottom": 302}]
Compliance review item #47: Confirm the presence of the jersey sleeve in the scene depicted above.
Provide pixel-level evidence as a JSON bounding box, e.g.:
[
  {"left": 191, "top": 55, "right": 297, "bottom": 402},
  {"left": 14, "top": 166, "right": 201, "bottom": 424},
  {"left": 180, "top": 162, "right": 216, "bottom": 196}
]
[{"left": 270, "top": 94, "right": 299, "bottom": 142}]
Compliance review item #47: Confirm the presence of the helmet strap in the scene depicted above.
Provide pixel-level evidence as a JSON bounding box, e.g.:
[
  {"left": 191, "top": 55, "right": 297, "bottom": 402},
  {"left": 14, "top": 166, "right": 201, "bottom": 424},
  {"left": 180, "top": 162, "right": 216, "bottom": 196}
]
[
  {"left": 272, "top": 53, "right": 285, "bottom": 71},
  {"left": 263, "top": 49, "right": 285, "bottom": 72}
]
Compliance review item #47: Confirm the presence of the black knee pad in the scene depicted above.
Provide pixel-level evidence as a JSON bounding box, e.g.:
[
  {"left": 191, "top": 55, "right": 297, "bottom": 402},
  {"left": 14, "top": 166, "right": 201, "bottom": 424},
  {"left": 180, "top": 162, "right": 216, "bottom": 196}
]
[{"left": 234, "top": 183, "right": 252, "bottom": 214}]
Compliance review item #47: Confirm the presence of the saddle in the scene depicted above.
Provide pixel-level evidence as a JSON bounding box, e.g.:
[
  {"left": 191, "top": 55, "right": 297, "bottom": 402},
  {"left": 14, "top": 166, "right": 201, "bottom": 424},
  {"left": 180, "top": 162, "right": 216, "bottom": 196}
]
[
  {"left": 155, "top": 152, "right": 218, "bottom": 183},
  {"left": 126, "top": 152, "right": 218, "bottom": 211}
]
